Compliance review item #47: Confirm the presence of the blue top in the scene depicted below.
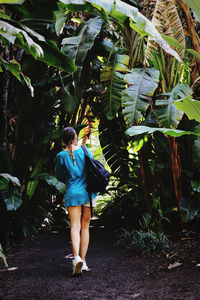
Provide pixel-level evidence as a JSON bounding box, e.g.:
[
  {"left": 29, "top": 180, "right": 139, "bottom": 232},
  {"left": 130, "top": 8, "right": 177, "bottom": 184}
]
[{"left": 55, "top": 146, "right": 97, "bottom": 207}]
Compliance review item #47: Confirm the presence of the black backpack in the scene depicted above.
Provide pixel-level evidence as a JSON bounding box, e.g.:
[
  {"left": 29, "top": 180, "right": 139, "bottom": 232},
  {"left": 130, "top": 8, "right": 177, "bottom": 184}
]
[{"left": 81, "top": 145, "right": 110, "bottom": 215}]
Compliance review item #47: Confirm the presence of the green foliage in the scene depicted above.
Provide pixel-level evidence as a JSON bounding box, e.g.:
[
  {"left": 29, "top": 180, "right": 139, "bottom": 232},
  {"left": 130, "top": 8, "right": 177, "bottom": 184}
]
[
  {"left": 180, "top": 182, "right": 200, "bottom": 222},
  {"left": 126, "top": 125, "right": 200, "bottom": 138},
  {"left": 122, "top": 68, "right": 159, "bottom": 126},
  {"left": 1, "top": 189, "right": 22, "bottom": 211},
  {"left": 155, "top": 84, "right": 193, "bottom": 128},
  {"left": 175, "top": 97, "right": 200, "bottom": 122},
  {"left": 0, "top": 173, "right": 22, "bottom": 211},
  {"left": 0, "top": 0, "right": 25, "bottom": 3},
  {"left": 0, "top": 20, "right": 43, "bottom": 58},
  {"left": 0, "top": 243, "right": 8, "bottom": 268},
  {"left": 180, "top": 197, "right": 199, "bottom": 222},
  {"left": 98, "top": 116, "right": 130, "bottom": 180},
  {"left": 119, "top": 228, "right": 170, "bottom": 255},
  {"left": 60, "top": 16, "right": 103, "bottom": 111},
  {"left": 32, "top": 173, "right": 66, "bottom": 194}
]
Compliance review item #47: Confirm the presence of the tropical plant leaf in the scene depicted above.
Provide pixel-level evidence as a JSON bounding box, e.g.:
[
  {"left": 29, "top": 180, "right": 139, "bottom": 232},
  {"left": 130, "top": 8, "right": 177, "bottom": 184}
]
[
  {"left": 161, "top": 34, "right": 200, "bottom": 61},
  {"left": 38, "top": 40, "right": 76, "bottom": 73},
  {"left": 0, "top": 0, "right": 25, "bottom": 3},
  {"left": 0, "top": 173, "right": 21, "bottom": 187},
  {"left": 1, "top": 188, "right": 22, "bottom": 211},
  {"left": 99, "top": 116, "right": 130, "bottom": 181},
  {"left": 0, "top": 20, "right": 76, "bottom": 73},
  {"left": 26, "top": 159, "right": 44, "bottom": 199},
  {"left": 0, "top": 9, "right": 10, "bottom": 19},
  {"left": 113, "top": 0, "right": 182, "bottom": 62},
  {"left": 0, "top": 243, "right": 8, "bottom": 268},
  {"left": 61, "top": 16, "right": 103, "bottom": 109},
  {"left": 182, "top": 0, "right": 200, "bottom": 22},
  {"left": 125, "top": 125, "right": 200, "bottom": 137},
  {"left": 191, "top": 181, "right": 200, "bottom": 193},
  {"left": 0, "top": 178, "right": 9, "bottom": 191},
  {"left": 55, "top": 10, "right": 67, "bottom": 36},
  {"left": 32, "top": 173, "right": 66, "bottom": 194},
  {"left": 62, "top": 16, "right": 103, "bottom": 81},
  {"left": 122, "top": 68, "right": 159, "bottom": 126},
  {"left": 180, "top": 197, "right": 199, "bottom": 222},
  {"left": 60, "top": 0, "right": 86, "bottom": 4},
  {"left": 100, "top": 69, "right": 126, "bottom": 120},
  {"left": 145, "top": 0, "right": 185, "bottom": 61},
  {"left": 0, "top": 20, "right": 43, "bottom": 58},
  {"left": 155, "top": 83, "right": 193, "bottom": 128},
  {"left": 175, "top": 97, "right": 200, "bottom": 122},
  {"left": 59, "top": 0, "right": 181, "bottom": 62}
]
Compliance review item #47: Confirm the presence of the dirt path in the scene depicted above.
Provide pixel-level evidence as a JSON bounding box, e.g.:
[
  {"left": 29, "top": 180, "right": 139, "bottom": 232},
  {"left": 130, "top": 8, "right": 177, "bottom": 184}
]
[{"left": 0, "top": 219, "right": 200, "bottom": 300}]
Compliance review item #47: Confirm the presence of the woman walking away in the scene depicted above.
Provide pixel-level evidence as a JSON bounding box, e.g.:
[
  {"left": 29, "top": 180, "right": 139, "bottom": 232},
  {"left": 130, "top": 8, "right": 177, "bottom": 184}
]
[{"left": 55, "top": 127, "right": 97, "bottom": 275}]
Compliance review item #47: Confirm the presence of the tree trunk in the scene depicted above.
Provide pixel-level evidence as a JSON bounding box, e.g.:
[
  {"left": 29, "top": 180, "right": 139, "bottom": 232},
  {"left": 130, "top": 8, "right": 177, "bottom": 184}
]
[
  {"left": 167, "top": 136, "right": 182, "bottom": 210},
  {"left": 138, "top": 149, "right": 152, "bottom": 214}
]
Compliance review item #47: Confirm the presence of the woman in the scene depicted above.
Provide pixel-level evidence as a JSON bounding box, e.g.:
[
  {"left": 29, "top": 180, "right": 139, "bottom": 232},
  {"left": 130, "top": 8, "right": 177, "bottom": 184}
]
[{"left": 55, "top": 127, "right": 97, "bottom": 275}]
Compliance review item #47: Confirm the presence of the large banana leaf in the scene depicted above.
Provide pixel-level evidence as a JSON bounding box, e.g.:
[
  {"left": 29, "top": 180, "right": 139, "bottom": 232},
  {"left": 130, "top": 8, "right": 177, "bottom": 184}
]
[
  {"left": 156, "top": 83, "right": 193, "bottom": 128},
  {"left": 175, "top": 97, "right": 200, "bottom": 122},
  {"left": 122, "top": 68, "right": 159, "bottom": 126},
  {"left": 126, "top": 125, "right": 200, "bottom": 138},
  {"left": 99, "top": 47, "right": 129, "bottom": 119},
  {"left": 1, "top": 187, "right": 22, "bottom": 211},
  {"left": 0, "top": 20, "right": 76, "bottom": 73},
  {"left": 0, "top": 20, "right": 43, "bottom": 58},
  {"left": 60, "top": 16, "right": 103, "bottom": 112},
  {"left": 59, "top": 0, "right": 181, "bottom": 62},
  {"left": 62, "top": 16, "right": 102, "bottom": 81},
  {"left": 100, "top": 69, "right": 126, "bottom": 120}
]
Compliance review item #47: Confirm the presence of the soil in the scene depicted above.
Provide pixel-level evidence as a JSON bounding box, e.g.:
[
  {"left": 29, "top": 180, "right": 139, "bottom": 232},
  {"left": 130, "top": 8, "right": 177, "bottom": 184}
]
[{"left": 0, "top": 218, "right": 200, "bottom": 300}]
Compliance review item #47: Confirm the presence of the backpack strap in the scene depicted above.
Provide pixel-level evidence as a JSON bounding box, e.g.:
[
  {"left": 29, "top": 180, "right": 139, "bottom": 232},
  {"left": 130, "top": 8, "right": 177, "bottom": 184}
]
[
  {"left": 81, "top": 145, "right": 88, "bottom": 156},
  {"left": 81, "top": 145, "right": 93, "bottom": 218}
]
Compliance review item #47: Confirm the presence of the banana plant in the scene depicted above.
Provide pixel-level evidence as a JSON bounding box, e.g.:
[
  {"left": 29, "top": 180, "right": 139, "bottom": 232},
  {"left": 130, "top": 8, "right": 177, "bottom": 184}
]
[
  {"left": 59, "top": 16, "right": 103, "bottom": 112},
  {"left": 155, "top": 83, "right": 193, "bottom": 128},
  {"left": 59, "top": 0, "right": 181, "bottom": 62},
  {"left": 100, "top": 47, "right": 129, "bottom": 119},
  {"left": 175, "top": 97, "right": 200, "bottom": 122},
  {"left": 122, "top": 68, "right": 160, "bottom": 126}
]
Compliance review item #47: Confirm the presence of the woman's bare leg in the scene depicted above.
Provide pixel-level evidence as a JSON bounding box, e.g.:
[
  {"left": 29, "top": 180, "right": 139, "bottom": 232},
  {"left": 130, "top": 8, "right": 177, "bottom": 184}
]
[
  {"left": 80, "top": 206, "right": 91, "bottom": 261},
  {"left": 67, "top": 206, "right": 82, "bottom": 257}
]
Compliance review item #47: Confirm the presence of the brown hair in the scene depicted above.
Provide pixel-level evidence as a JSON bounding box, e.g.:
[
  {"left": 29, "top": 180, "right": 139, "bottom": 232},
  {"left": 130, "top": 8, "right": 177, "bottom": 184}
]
[{"left": 63, "top": 127, "right": 77, "bottom": 166}]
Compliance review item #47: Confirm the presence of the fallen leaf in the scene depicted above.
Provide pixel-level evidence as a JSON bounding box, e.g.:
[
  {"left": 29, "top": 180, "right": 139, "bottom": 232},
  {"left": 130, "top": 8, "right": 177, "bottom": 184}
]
[
  {"left": 196, "top": 263, "right": 200, "bottom": 267},
  {"left": 168, "top": 262, "right": 182, "bottom": 270}
]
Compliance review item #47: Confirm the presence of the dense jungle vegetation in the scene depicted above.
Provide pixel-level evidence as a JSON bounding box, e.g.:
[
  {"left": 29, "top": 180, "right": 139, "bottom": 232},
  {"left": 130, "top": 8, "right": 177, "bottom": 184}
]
[{"left": 0, "top": 0, "right": 200, "bottom": 264}]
